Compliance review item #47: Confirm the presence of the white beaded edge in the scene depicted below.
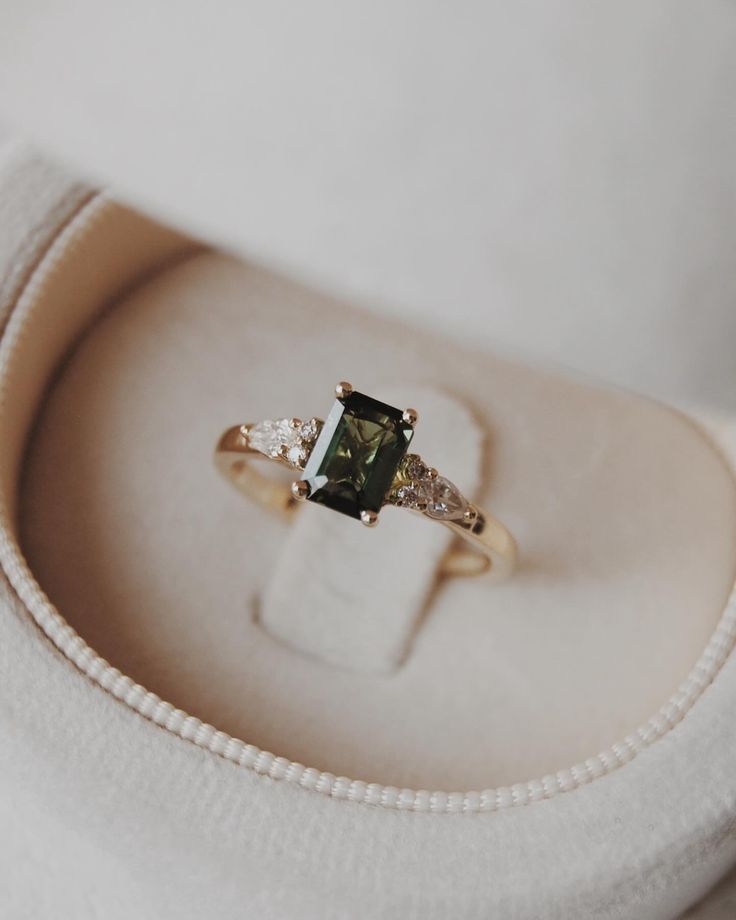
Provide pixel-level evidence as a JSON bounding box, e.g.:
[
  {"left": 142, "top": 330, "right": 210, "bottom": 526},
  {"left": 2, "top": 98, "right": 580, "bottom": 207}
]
[{"left": 0, "top": 193, "right": 735, "bottom": 815}]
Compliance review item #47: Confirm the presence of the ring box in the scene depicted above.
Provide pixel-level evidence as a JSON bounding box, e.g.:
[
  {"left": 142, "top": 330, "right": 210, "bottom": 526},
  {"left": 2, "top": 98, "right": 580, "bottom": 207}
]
[{"left": 1, "top": 141, "right": 736, "bottom": 919}]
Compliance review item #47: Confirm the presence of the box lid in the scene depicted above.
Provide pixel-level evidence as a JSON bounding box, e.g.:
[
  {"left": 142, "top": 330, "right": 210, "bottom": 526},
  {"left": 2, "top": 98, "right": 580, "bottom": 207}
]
[{"left": 0, "top": 2, "right": 735, "bottom": 406}]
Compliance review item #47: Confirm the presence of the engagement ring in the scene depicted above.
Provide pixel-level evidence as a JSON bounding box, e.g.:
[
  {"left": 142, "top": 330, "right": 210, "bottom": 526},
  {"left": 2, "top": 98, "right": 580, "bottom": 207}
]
[{"left": 215, "top": 382, "right": 517, "bottom": 578}]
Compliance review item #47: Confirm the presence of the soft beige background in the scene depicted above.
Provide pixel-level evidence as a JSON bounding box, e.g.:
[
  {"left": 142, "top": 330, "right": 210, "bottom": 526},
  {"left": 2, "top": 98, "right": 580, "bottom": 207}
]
[
  {"left": 0, "top": 3, "right": 734, "bottom": 410},
  {"left": 0, "top": 174, "right": 734, "bottom": 920},
  {"left": 17, "top": 246, "right": 736, "bottom": 791}
]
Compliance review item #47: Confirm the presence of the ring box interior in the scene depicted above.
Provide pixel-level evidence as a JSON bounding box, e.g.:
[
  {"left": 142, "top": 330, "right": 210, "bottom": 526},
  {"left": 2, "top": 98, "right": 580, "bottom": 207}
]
[{"left": 2, "top": 149, "right": 736, "bottom": 918}]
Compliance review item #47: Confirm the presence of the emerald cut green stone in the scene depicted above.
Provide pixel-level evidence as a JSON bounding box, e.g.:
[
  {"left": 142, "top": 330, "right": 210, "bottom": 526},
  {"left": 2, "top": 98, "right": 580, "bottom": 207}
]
[{"left": 302, "top": 391, "right": 414, "bottom": 519}]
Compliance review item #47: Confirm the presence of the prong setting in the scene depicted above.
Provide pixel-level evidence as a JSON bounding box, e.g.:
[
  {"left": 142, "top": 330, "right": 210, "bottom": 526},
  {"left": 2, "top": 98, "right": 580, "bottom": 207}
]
[
  {"left": 291, "top": 480, "right": 310, "bottom": 501},
  {"left": 335, "top": 381, "right": 353, "bottom": 399},
  {"left": 402, "top": 408, "right": 419, "bottom": 427},
  {"left": 360, "top": 509, "right": 379, "bottom": 527},
  {"left": 463, "top": 506, "right": 478, "bottom": 525}
]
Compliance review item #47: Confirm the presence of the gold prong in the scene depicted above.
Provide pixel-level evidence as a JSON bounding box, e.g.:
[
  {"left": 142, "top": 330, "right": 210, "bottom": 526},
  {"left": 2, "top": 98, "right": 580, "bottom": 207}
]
[
  {"left": 239, "top": 424, "right": 251, "bottom": 441},
  {"left": 360, "top": 509, "right": 379, "bottom": 527},
  {"left": 402, "top": 408, "right": 419, "bottom": 427},
  {"left": 335, "top": 381, "right": 353, "bottom": 399},
  {"left": 290, "top": 417, "right": 303, "bottom": 429},
  {"left": 427, "top": 467, "right": 439, "bottom": 480},
  {"left": 291, "top": 480, "right": 310, "bottom": 501},
  {"left": 278, "top": 445, "right": 290, "bottom": 460},
  {"left": 463, "top": 506, "right": 478, "bottom": 525}
]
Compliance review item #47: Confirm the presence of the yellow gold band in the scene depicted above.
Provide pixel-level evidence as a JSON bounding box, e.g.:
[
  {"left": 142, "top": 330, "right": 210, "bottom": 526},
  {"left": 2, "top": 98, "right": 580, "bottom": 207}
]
[{"left": 215, "top": 422, "right": 517, "bottom": 580}]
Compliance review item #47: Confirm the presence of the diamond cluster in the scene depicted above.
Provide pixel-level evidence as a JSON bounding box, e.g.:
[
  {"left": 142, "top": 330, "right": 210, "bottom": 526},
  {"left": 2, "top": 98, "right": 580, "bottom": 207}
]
[
  {"left": 391, "top": 454, "right": 468, "bottom": 521},
  {"left": 245, "top": 418, "right": 321, "bottom": 469}
]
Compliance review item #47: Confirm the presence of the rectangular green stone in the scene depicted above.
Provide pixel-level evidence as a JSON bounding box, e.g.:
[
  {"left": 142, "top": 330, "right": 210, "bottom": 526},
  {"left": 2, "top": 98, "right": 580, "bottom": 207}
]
[{"left": 302, "top": 391, "right": 414, "bottom": 519}]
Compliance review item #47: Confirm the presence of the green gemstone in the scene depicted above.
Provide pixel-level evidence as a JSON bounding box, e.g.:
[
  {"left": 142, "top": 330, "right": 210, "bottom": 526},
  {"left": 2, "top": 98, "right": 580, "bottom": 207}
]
[{"left": 302, "top": 391, "right": 414, "bottom": 519}]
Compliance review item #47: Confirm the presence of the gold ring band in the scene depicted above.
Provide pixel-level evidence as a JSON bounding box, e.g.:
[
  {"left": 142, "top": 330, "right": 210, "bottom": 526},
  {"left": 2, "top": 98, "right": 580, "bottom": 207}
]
[{"left": 215, "top": 382, "right": 517, "bottom": 580}]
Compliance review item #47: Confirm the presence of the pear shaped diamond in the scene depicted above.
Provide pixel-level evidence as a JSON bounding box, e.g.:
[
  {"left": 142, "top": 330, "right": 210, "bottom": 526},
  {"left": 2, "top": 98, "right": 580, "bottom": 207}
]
[
  {"left": 424, "top": 476, "right": 467, "bottom": 520},
  {"left": 247, "top": 417, "right": 321, "bottom": 468},
  {"left": 248, "top": 419, "right": 299, "bottom": 458}
]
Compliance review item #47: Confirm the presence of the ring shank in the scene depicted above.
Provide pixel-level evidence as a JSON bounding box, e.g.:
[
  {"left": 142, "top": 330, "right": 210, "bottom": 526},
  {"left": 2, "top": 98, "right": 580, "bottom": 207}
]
[
  {"left": 215, "top": 425, "right": 517, "bottom": 579},
  {"left": 215, "top": 426, "right": 299, "bottom": 519}
]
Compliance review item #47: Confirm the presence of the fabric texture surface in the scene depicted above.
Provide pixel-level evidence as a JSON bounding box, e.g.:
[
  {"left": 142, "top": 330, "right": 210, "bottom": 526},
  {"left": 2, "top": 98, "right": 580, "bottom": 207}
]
[
  {"left": 260, "top": 385, "right": 484, "bottom": 672},
  {"left": 2, "top": 149, "right": 736, "bottom": 919},
  {"left": 17, "top": 244, "right": 736, "bottom": 793}
]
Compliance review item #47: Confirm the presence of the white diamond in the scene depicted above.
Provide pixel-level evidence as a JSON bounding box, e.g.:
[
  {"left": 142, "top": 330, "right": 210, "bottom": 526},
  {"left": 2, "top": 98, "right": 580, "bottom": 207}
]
[
  {"left": 247, "top": 420, "right": 280, "bottom": 456},
  {"left": 248, "top": 418, "right": 301, "bottom": 458},
  {"left": 299, "top": 418, "right": 319, "bottom": 441},
  {"left": 287, "top": 444, "right": 307, "bottom": 466},
  {"left": 396, "top": 484, "right": 423, "bottom": 507},
  {"left": 424, "top": 477, "right": 466, "bottom": 520},
  {"left": 406, "top": 456, "right": 428, "bottom": 481}
]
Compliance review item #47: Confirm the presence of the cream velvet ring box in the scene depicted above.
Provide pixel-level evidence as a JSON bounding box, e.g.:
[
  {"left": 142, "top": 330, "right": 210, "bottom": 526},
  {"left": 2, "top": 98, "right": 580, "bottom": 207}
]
[{"left": 1, "top": 146, "right": 736, "bottom": 920}]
